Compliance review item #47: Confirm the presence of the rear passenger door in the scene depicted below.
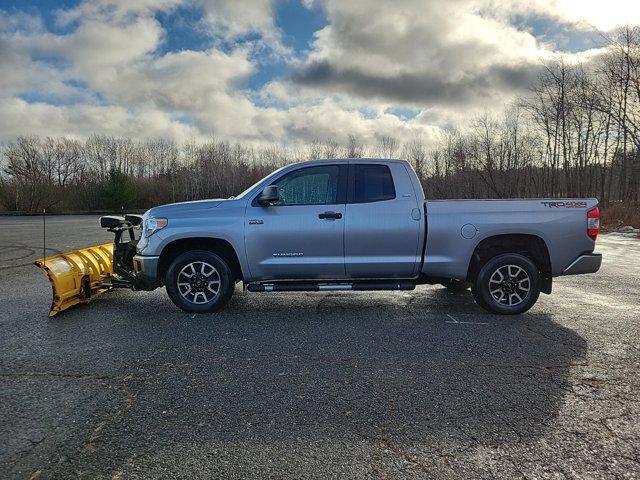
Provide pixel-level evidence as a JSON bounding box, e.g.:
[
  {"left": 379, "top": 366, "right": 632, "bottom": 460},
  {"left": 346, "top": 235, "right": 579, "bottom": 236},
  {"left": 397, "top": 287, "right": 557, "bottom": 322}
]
[{"left": 344, "top": 162, "right": 422, "bottom": 278}]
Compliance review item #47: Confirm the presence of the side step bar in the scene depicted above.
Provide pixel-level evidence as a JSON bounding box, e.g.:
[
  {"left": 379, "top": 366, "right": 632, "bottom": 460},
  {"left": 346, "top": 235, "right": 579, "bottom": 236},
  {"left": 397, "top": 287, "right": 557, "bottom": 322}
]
[{"left": 247, "top": 281, "right": 415, "bottom": 292}]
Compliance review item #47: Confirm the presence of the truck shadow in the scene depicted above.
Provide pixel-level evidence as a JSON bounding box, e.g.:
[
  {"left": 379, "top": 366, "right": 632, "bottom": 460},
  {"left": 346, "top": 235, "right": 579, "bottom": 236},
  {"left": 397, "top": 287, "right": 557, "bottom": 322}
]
[{"left": 40, "top": 286, "right": 587, "bottom": 475}]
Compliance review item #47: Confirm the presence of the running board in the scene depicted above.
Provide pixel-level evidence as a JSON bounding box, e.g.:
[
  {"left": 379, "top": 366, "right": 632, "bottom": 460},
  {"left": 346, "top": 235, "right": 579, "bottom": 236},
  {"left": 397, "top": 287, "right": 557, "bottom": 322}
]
[{"left": 247, "top": 281, "right": 415, "bottom": 292}]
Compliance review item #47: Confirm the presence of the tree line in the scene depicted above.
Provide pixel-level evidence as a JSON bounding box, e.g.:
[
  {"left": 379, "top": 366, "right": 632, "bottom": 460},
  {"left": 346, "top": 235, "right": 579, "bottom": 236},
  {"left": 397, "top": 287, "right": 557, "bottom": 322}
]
[{"left": 1, "top": 28, "right": 638, "bottom": 225}]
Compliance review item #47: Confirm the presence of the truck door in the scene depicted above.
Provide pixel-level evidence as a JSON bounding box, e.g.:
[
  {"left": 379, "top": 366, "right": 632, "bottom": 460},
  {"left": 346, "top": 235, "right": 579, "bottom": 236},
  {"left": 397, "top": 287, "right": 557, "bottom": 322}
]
[
  {"left": 245, "top": 164, "right": 347, "bottom": 281},
  {"left": 344, "top": 162, "right": 422, "bottom": 278}
]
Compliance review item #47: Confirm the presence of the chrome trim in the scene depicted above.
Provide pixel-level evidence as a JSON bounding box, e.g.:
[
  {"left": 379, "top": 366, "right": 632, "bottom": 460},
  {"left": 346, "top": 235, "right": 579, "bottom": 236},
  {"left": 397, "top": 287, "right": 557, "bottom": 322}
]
[
  {"left": 562, "top": 253, "right": 602, "bottom": 276},
  {"left": 319, "top": 284, "right": 352, "bottom": 290}
]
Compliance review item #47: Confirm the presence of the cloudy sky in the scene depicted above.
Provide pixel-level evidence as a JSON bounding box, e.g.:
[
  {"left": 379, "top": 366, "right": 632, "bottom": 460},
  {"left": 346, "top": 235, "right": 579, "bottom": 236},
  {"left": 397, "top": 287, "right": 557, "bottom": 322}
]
[{"left": 0, "top": 0, "right": 638, "bottom": 146}]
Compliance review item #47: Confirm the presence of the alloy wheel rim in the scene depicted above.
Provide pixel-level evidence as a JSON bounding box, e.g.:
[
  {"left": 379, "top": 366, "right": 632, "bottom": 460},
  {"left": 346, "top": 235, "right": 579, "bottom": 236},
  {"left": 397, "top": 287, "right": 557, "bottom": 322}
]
[
  {"left": 177, "top": 261, "right": 221, "bottom": 304},
  {"left": 488, "top": 264, "right": 530, "bottom": 307}
]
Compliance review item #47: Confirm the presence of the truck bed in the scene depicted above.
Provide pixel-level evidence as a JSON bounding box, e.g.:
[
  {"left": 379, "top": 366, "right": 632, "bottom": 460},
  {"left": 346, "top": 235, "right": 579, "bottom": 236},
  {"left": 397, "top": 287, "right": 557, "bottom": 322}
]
[{"left": 422, "top": 198, "right": 599, "bottom": 279}]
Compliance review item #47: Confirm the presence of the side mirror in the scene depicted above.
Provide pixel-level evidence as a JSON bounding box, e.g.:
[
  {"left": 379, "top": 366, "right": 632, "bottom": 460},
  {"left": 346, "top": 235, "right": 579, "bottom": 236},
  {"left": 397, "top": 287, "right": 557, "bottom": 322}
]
[
  {"left": 100, "top": 215, "right": 125, "bottom": 229},
  {"left": 124, "top": 214, "right": 143, "bottom": 226},
  {"left": 257, "top": 185, "right": 279, "bottom": 206}
]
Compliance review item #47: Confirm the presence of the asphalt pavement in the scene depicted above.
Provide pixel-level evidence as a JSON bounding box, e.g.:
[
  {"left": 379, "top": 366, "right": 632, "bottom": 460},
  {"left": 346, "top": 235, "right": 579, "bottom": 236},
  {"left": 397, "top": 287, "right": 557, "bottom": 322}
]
[{"left": 1, "top": 215, "right": 639, "bottom": 479}]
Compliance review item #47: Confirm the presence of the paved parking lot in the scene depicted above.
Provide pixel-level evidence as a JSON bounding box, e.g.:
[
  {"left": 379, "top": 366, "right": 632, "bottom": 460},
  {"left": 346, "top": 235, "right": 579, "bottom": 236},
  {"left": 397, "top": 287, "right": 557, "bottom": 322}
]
[{"left": 1, "top": 215, "right": 639, "bottom": 479}]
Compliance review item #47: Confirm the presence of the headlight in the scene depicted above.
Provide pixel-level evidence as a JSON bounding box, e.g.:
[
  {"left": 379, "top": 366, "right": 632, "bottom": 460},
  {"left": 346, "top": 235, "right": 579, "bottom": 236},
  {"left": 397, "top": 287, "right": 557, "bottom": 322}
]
[{"left": 144, "top": 217, "right": 168, "bottom": 237}]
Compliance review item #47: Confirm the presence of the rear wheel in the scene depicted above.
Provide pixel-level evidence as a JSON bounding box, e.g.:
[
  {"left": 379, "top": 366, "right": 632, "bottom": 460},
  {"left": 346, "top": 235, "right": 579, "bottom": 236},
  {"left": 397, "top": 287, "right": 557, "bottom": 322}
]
[
  {"left": 165, "top": 250, "right": 234, "bottom": 313},
  {"left": 472, "top": 253, "right": 540, "bottom": 315}
]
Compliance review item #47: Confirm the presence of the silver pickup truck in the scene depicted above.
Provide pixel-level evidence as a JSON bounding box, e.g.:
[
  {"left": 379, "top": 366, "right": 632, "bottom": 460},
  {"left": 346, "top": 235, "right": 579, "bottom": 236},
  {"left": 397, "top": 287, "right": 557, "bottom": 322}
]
[{"left": 114, "top": 158, "right": 601, "bottom": 316}]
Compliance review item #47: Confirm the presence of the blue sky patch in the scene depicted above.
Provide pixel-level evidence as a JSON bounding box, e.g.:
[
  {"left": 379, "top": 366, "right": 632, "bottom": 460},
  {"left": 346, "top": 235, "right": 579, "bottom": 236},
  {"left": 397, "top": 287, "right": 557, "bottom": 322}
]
[
  {"left": 512, "top": 14, "right": 605, "bottom": 52},
  {"left": 170, "top": 113, "right": 197, "bottom": 125},
  {"left": 155, "top": 4, "right": 212, "bottom": 55},
  {"left": 386, "top": 107, "right": 421, "bottom": 121},
  {"left": 8, "top": 0, "right": 80, "bottom": 34},
  {"left": 276, "top": 0, "right": 327, "bottom": 53},
  {"left": 248, "top": 1, "right": 327, "bottom": 93}
]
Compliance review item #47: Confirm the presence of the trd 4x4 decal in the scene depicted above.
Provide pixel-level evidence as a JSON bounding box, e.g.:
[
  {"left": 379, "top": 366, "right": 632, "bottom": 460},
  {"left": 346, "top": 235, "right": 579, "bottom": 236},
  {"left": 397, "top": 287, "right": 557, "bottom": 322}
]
[{"left": 541, "top": 201, "right": 588, "bottom": 208}]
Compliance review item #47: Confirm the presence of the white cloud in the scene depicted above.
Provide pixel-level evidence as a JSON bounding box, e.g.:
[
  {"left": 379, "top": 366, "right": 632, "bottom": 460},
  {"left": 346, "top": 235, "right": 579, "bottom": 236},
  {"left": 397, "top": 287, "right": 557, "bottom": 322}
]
[
  {"left": 197, "top": 0, "right": 278, "bottom": 41},
  {"left": 556, "top": 0, "right": 640, "bottom": 31},
  {"left": 0, "top": 98, "right": 200, "bottom": 140},
  {"left": 0, "top": 0, "right": 637, "bottom": 149},
  {"left": 292, "top": 0, "right": 552, "bottom": 110},
  {"left": 493, "top": 0, "right": 640, "bottom": 32},
  {"left": 80, "top": 47, "right": 253, "bottom": 110},
  {"left": 55, "top": 0, "right": 182, "bottom": 26},
  {"left": 65, "top": 18, "right": 162, "bottom": 69},
  {"left": 0, "top": 13, "right": 83, "bottom": 101}
]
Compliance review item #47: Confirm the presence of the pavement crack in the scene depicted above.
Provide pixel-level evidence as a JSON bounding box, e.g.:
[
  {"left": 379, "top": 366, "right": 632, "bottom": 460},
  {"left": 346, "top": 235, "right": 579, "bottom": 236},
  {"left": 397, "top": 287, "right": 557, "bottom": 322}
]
[
  {"left": 380, "top": 436, "right": 431, "bottom": 476},
  {"left": 80, "top": 376, "right": 141, "bottom": 456},
  {"left": 13, "top": 436, "right": 46, "bottom": 457}
]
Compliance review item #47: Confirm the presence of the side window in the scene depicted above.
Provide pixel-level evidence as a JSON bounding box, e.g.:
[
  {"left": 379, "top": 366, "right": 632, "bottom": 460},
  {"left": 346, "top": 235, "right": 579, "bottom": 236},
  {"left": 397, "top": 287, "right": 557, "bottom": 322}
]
[
  {"left": 353, "top": 164, "right": 396, "bottom": 203},
  {"left": 273, "top": 165, "right": 340, "bottom": 206}
]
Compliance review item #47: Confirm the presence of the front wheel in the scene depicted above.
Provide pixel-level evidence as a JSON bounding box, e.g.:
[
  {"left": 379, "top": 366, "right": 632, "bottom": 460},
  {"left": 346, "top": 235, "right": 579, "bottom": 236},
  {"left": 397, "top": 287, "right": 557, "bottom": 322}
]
[
  {"left": 165, "top": 250, "right": 235, "bottom": 313},
  {"left": 472, "top": 253, "right": 540, "bottom": 315}
]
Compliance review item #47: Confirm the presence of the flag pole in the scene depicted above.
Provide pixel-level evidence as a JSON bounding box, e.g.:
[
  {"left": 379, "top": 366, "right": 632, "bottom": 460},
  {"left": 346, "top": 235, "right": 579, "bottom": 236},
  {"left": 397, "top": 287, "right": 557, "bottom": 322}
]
[{"left": 43, "top": 209, "right": 46, "bottom": 262}]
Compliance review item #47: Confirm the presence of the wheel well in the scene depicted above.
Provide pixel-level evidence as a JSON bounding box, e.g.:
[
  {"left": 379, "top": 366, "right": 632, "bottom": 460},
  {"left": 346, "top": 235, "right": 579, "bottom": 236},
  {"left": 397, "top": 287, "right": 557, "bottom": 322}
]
[
  {"left": 466, "top": 234, "right": 552, "bottom": 293},
  {"left": 158, "top": 237, "right": 243, "bottom": 284}
]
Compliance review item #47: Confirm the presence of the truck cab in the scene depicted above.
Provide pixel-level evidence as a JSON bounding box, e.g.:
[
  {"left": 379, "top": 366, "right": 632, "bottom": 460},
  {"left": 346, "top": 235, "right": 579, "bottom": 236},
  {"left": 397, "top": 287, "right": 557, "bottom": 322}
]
[{"left": 242, "top": 159, "right": 425, "bottom": 281}]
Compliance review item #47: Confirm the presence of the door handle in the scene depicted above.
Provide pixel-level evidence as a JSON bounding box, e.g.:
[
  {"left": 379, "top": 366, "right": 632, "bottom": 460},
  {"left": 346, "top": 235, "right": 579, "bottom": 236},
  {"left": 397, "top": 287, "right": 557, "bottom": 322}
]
[{"left": 318, "top": 211, "right": 342, "bottom": 219}]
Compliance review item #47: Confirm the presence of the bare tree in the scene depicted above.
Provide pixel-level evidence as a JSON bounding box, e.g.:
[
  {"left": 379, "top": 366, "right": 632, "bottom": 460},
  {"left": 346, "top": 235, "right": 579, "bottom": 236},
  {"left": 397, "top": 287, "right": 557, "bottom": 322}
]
[
  {"left": 377, "top": 135, "right": 399, "bottom": 158},
  {"left": 345, "top": 134, "right": 363, "bottom": 158}
]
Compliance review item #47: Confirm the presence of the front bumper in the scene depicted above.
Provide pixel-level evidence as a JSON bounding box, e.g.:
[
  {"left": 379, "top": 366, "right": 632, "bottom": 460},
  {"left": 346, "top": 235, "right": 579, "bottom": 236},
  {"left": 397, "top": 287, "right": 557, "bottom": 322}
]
[
  {"left": 133, "top": 254, "right": 161, "bottom": 286},
  {"left": 562, "top": 253, "right": 602, "bottom": 275}
]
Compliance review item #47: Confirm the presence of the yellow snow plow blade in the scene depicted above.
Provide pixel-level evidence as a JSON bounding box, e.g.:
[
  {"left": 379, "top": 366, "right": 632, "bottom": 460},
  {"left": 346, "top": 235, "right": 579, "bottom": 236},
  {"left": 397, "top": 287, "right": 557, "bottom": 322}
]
[{"left": 34, "top": 243, "right": 114, "bottom": 316}]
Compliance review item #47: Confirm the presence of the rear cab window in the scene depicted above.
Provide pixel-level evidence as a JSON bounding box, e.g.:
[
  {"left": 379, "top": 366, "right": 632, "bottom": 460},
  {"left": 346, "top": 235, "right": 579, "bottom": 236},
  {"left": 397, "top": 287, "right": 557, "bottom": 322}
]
[{"left": 351, "top": 164, "right": 396, "bottom": 203}]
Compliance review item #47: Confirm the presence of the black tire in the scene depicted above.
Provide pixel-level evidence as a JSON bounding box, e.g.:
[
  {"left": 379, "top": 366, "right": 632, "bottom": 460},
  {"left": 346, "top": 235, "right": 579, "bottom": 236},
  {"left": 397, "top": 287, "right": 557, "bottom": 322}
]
[
  {"left": 472, "top": 253, "right": 540, "bottom": 315},
  {"left": 440, "top": 279, "right": 470, "bottom": 292},
  {"left": 165, "top": 250, "right": 234, "bottom": 313}
]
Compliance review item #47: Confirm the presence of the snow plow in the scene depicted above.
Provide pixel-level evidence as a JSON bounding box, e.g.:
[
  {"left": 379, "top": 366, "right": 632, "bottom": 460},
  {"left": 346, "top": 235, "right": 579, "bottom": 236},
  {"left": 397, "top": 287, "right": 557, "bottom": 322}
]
[{"left": 34, "top": 214, "right": 147, "bottom": 316}]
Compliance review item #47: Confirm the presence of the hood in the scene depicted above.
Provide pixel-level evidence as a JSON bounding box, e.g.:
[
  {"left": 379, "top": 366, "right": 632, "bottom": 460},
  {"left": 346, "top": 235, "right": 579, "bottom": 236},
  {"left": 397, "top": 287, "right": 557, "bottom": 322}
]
[{"left": 145, "top": 198, "right": 226, "bottom": 217}]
